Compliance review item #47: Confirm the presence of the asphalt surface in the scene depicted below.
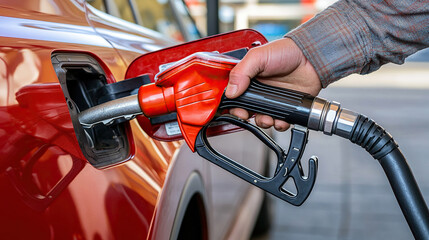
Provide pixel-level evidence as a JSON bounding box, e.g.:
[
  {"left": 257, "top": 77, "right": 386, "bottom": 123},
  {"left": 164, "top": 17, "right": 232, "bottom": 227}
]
[{"left": 253, "top": 87, "right": 429, "bottom": 240}]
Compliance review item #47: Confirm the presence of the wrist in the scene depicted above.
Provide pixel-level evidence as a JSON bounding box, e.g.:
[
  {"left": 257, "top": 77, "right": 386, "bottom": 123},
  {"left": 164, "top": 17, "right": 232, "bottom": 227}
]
[
  {"left": 281, "top": 38, "right": 322, "bottom": 95},
  {"left": 285, "top": 1, "right": 370, "bottom": 87}
]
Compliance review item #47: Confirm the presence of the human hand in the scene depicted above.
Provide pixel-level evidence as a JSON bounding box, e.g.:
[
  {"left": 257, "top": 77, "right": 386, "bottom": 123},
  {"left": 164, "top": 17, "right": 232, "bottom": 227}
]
[{"left": 225, "top": 38, "right": 322, "bottom": 131}]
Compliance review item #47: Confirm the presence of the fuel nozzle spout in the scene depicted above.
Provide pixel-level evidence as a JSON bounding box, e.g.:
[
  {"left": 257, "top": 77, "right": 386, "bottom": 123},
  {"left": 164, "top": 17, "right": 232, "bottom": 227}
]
[{"left": 78, "top": 95, "right": 143, "bottom": 128}]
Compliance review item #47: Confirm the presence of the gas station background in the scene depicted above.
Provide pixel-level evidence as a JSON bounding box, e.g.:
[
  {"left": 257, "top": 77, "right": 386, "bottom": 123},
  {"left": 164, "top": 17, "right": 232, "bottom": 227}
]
[{"left": 185, "top": 0, "right": 336, "bottom": 41}]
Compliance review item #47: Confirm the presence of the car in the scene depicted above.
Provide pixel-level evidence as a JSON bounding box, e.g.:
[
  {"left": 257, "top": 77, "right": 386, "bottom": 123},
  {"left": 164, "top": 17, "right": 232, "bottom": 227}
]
[{"left": 0, "top": 0, "right": 270, "bottom": 239}]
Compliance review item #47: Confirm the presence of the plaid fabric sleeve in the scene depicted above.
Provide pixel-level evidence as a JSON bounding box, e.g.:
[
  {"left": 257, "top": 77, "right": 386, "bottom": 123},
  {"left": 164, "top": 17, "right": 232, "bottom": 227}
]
[{"left": 286, "top": 0, "right": 429, "bottom": 87}]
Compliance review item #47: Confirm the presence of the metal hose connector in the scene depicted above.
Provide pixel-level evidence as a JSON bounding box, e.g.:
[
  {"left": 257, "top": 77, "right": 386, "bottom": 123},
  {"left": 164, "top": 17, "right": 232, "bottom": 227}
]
[{"left": 307, "top": 97, "right": 359, "bottom": 139}]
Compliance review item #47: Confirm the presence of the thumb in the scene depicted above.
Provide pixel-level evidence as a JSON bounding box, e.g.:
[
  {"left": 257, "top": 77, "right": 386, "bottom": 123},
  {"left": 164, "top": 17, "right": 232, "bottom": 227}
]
[{"left": 226, "top": 48, "right": 264, "bottom": 98}]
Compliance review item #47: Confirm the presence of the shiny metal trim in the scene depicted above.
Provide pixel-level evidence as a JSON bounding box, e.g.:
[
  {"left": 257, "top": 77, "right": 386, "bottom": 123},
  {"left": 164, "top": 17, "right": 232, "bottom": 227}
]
[
  {"left": 333, "top": 108, "right": 359, "bottom": 139},
  {"left": 294, "top": 124, "right": 308, "bottom": 132},
  {"left": 78, "top": 95, "right": 143, "bottom": 128},
  {"left": 308, "top": 97, "right": 328, "bottom": 131},
  {"left": 323, "top": 101, "right": 340, "bottom": 135}
]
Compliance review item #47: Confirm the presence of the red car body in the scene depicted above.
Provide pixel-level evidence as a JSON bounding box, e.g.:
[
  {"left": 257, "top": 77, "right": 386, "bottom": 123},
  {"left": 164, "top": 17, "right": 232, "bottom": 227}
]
[{"left": 0, "top": 0, "right": 268, "bottom": 239}]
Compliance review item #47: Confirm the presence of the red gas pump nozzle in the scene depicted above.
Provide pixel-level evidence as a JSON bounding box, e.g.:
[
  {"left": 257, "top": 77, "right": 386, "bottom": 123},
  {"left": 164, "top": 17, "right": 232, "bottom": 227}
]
[
  {"left": 79, "top": 52, "right": 350, "bottom": 151},
  {"left": 77, "top": 51, "right": 352, "bottom": 206}
]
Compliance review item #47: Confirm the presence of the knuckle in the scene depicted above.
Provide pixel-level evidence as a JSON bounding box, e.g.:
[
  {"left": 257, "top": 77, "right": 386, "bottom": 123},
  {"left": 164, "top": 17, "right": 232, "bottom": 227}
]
[
  {"left": 256, "top": 114, "right": 273, "bottom": 128},
  {"left": 229, "top": 69, "right": 244, "bottom": 83},
  {"left": 230, "top": 108, "right": 249, "bottom": 120},
  {"left": 274, "top": 120, "right": 290, "bottom": 131}
]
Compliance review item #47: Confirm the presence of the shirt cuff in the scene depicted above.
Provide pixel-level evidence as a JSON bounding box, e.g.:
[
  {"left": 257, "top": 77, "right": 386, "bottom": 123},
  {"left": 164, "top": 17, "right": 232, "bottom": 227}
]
[{"left": 285, "top": 0, "right": 371, "bottom": 87}]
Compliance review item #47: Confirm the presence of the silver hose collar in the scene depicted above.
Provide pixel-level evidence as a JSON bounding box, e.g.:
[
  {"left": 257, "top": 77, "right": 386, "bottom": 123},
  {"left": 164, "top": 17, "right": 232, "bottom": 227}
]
[
  {"left": 307, "top": 97, "right": 328, "bottom": 131},
  {"left": 307, "top": 97, "right": 358, "bottom": 138},
  {"left": 333, "top": 108, "right": 359, "bottom": 139},
  {"left": 323, "top": 101, "right": 341, "bottom": 135}
]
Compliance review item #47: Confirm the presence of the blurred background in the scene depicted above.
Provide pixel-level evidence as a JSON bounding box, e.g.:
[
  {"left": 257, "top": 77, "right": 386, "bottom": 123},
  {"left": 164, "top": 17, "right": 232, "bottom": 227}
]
[{"left": 186, "top": 0, "right": 330, "bottom": 40}]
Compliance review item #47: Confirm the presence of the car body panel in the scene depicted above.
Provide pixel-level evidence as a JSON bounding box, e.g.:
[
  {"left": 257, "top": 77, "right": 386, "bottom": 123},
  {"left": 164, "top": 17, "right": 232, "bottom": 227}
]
[{"left": 0, "top": 0, "right": 265, "bottom": 239}]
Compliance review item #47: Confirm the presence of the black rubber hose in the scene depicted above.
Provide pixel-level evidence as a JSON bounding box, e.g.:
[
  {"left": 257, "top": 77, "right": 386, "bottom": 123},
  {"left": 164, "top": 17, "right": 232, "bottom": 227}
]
[
  {"left": 379, "top": 148, "right": 429, "bottom": 239},
  {"left": 349, "top": 115, "right": 429, "bottom": 239}
]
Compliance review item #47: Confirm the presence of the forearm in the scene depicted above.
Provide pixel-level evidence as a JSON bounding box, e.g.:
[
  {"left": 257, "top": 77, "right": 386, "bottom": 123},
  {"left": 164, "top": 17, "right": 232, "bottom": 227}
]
[{"left": 286, "top": 0, "right": 429, "bottom": 87}]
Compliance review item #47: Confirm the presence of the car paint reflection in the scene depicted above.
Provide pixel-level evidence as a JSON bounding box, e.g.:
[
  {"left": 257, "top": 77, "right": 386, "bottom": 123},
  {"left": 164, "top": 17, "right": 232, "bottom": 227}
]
[{"left": 0, "top": 82, "right": 173, "bottom": 238}]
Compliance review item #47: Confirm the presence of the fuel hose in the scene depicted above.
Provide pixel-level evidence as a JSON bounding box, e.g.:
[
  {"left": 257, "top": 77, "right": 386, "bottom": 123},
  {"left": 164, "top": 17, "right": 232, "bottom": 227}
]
[{"left": 221, "top": 80, "right": 429, "bottom": 239}]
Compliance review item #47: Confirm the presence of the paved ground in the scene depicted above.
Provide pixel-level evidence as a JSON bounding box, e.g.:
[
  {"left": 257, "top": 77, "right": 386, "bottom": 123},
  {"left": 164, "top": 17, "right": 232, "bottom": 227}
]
[{"left": 253, "top": 86, "right": 429, "bottom": 240}]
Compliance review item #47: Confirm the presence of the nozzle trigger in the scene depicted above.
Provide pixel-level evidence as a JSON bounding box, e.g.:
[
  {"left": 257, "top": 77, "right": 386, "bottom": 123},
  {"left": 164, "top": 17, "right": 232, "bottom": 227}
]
[{"left": 194, "top": 115, "right": 318, "bottom": 206}]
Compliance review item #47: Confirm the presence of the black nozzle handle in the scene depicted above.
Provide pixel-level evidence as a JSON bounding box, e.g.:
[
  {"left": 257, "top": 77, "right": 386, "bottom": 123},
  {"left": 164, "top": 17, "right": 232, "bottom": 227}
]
[{"left": 220, "top": 80, "right": 315, "bottom": 127}]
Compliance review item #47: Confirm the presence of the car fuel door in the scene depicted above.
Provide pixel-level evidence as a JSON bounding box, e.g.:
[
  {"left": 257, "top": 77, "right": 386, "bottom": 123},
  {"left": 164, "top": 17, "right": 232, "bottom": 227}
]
[{"left": 51, "top": 53, "right": 136, "bottom": 169}]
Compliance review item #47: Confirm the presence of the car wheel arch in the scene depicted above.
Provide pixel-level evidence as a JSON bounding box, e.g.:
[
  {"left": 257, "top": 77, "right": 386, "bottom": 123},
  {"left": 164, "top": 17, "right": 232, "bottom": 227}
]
[{"left": 170, "top": 171, "right": 209, "bottom": 240}]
